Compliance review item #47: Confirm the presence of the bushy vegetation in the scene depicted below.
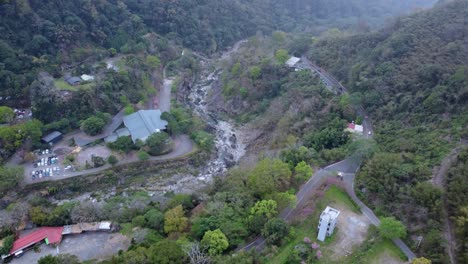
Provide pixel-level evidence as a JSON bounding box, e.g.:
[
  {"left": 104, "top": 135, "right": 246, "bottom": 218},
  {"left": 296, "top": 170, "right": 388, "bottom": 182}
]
[
  {"left": 0, "top": 234, "right": 14, "bottom": 255},
  {"left": 81, "top": 113, "right": 110, "bottom": 136},
  {"left": 0, "top": 0, "right": 436, "bottom": 103},
  {"left": 0, "top": 119, "right": 43, "bottom": 162},
  {"left": 0, "top": 166, "right": 23, "bottom": 193}
]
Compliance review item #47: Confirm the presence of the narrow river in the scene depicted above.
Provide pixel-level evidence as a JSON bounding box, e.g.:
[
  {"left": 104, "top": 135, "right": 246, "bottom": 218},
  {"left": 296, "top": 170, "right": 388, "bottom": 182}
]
[{"left": 188, "top": 42, "right": 247, "bottom": 181}]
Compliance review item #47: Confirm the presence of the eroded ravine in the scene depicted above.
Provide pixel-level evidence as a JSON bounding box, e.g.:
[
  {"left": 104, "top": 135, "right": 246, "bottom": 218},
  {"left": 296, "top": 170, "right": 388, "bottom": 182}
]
[{"left": 188, "top": 44, "right": 247, "bottom": 181}]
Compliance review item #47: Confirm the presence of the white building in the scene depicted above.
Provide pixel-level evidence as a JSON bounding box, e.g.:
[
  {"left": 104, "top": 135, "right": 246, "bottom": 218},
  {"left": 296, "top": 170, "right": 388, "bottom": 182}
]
[
  {"left": 317, "top": 206, "right": 340, "bottom": 241},
  {"left": 285, "top": 56, "right": 301, "bottom": 68}
]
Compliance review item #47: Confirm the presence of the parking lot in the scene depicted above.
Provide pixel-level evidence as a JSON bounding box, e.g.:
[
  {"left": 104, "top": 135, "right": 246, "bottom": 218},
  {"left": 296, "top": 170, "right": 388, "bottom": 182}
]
[
  {"left": 30, "top": 150, "right": 61, "bottom": 180},
  {"left": 24, "top": 148, "right": 74, "bottom": 183}
]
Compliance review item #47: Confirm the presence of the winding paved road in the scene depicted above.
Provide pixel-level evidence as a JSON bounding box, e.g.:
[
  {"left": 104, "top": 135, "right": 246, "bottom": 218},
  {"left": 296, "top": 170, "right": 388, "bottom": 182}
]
[{"left": 241, "top": 57, "right": 416, "bottom": 261}]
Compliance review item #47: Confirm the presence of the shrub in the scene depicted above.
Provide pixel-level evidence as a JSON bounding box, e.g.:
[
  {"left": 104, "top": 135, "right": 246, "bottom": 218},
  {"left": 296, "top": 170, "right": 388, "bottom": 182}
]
[
  {"left": 107, "top": 155, "right": 118, "bottom": 166},
  {"left": 91, "top": 155, "right": 106, "bottom": 168},
  {"left": 0, "top": 235, "right": 14, "bottom": 255},
  {"left": 132, "top": 215, "right": 146, "bottom": 227},
  {"left": 137, "top": 151, "right": 150, "bottom": 161}
]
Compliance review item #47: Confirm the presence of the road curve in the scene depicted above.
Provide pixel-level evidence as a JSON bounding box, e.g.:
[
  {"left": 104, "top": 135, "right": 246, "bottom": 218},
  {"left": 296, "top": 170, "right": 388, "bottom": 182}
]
[
  {"left": 302, "top": 57, "right": 415, "bottom": 260},
  {"left": 241, "top": 57, "right": 416, "bottom": 261}
]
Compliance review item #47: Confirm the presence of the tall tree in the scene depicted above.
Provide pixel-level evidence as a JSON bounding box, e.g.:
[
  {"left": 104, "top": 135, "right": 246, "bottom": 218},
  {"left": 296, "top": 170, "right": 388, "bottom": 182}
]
[
  {"left": 146, "top": 132, "right": 170, "bottom": 155},
  {"left": 164, "top": 205, "right": 188, "bottom": 233},
  {"left": 201, "top": 229, "right": 229, "bottom": 256},
  {"left": 262, "top": 218, "right": 290, "bottom": 246},
  {"left": 379, "top": 217, "right": 407, "bottom": 239},
  {"left": 247, "top": 158, "right": 292, "bottom": 197}
]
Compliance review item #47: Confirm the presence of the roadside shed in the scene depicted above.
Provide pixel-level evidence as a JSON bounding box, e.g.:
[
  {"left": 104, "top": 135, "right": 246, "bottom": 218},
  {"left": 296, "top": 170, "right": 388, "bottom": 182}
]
[{"left": 41, "top": 131, "right": 63, "bottom": 145}]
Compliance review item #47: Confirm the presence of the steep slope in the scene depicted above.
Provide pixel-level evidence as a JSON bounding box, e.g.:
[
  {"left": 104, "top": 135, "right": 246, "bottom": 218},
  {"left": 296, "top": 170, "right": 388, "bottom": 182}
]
[{"left": 0, "top": 0, "right": 438, "bottom": 105}]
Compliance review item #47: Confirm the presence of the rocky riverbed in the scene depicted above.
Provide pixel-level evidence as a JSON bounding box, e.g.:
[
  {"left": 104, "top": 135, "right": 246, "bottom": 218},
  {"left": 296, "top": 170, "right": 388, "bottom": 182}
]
[{"left": 156, "top": 40, "right": 248, "bottom": 193}]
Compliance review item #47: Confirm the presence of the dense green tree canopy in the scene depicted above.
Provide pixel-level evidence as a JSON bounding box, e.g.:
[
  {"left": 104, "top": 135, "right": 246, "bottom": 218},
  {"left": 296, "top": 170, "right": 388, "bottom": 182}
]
[
  {"left": 144, "top": 209, "right": 164, "bottom": 230},
  {"left": 81, "top": 116, "right": 106, "bottom": 136},
  {"left": 247, "top": 158, "right": 292, "bottom": 198},
  {"left": 201, "top": 229, "right": 229, "bottom": 256},
  {"left": 294, "top": 161, "right": 313, "bottom": 184},
  {"left": 164, "top": 205, "right": 188, "bottom": 234},
  {"left": 379, "top": 217, "right": 407, "bottom": 239},
  {"left": 261, "top": 218, "right": 290, "bottom": 246},
  {"left": 149, "top": 240, "right": 188, "bottom": 264}
]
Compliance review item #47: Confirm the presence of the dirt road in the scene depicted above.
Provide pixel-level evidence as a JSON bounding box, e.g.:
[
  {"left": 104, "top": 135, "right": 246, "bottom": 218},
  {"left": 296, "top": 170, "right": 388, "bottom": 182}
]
[{"left": 159, "top": 79, "right": 173, "bottom": 112}]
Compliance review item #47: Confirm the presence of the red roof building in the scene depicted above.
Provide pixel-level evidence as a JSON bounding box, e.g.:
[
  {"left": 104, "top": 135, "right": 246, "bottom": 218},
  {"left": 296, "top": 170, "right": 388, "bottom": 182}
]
[{"left": 9, "top": 227, "right": 64, "bottom": 255}]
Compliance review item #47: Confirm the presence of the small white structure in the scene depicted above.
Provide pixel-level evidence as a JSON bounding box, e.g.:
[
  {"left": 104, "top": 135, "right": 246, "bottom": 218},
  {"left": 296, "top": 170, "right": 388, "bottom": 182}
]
[
  {"left": 346, "top": 122, "right": 364, "bottom": 135},
  {"left": 285, "top": 56, "right": 301, "bottom": 68},
  {"left": 106, "top": 63, "right": 119, "bottom": 71},
  {"left": 99, "top": 221, "right": 112, "bottom": 230},
  {"left": 317, "top": 206, "right": 340, "bottom": 241},
  {"left": 80, "top": 74, "right": 95, "bottom": 81}
]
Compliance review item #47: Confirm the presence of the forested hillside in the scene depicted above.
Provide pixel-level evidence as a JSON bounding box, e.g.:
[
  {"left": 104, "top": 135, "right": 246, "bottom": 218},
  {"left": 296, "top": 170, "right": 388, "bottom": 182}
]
[
  {"left": 0, "top": 0, "right": 436, "bottom": 101},
  {"left": 308, "top": 0, "right": 467, "bottom": 262}
]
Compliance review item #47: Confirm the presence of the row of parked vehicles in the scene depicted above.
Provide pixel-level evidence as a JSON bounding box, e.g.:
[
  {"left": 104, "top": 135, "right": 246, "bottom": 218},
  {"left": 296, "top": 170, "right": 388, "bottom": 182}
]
[
  {"left": 31, "top": 167, "right": 61, "bottom": 179},
  {"left": 34, "top": 156, "right": 59, "bottom": 167}
]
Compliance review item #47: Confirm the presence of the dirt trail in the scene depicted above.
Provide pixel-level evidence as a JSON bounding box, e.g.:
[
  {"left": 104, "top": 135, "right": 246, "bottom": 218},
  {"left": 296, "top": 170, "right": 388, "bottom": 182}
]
[{"left": 432, "top": 143, "right": 467, "bottom": 264}]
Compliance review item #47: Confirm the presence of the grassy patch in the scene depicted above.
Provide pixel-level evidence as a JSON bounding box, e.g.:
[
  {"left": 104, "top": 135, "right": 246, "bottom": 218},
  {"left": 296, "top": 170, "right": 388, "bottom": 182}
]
[
  {"left": 345, "top": 236, "right": 406, "bottom": 264},
  {"left": 322, "top": 186, "right": 359, "bottom": 213},
  {"left": 54, "top": 78, "right": 95, "bottom": 91},
  {"left": 369, "top": 239, "right": 406, "bottom": 263},
  {"left": 54, "top": 79, "right": 78, "bottom": 91}
]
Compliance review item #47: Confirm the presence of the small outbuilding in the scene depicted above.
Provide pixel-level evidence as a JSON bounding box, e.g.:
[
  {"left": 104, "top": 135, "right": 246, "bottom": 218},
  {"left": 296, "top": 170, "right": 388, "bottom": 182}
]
[
  {"left": 106, "top": 63, "right": 119, "bottom": 71},
  {"left": 285, "top": 56, "right": 301, "bottom": 68},
  {"left": 41, "top": 131, "right": 63, "bottom": 145},
  {"left": 66, "top": 76, "right": 81, "bottom": 86}
]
